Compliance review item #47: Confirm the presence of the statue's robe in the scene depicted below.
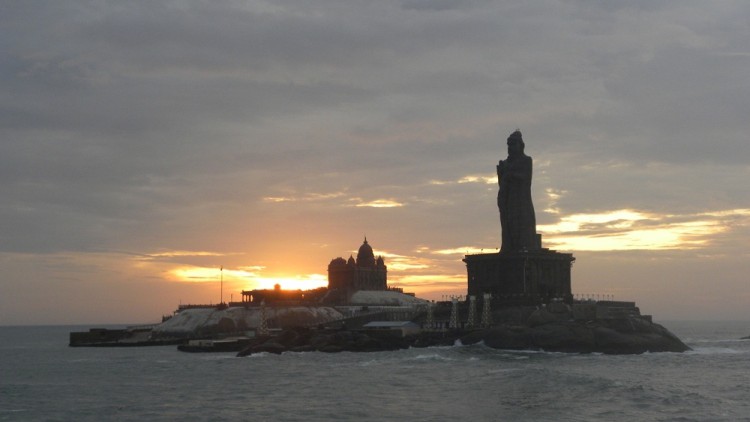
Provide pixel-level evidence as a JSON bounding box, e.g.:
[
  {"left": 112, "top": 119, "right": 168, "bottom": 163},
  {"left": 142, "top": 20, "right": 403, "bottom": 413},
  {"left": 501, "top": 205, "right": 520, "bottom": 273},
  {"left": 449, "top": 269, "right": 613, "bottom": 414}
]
[{"left": 498, "top": 154, "right": 537, "bottom": 252}]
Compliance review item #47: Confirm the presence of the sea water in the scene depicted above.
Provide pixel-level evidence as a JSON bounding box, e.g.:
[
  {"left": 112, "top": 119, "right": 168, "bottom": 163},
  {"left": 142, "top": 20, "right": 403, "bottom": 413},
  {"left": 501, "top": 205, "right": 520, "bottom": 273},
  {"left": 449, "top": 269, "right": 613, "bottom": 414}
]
[{"left": 1, "top": 321, "right": 749, "bottom": 421}]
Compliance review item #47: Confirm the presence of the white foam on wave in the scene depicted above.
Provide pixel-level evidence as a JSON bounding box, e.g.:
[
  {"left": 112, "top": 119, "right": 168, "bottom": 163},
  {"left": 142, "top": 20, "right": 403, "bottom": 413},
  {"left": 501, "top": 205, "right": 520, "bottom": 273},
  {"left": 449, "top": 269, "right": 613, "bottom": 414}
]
[
  {"left": 237, "top": 351, "right": 270, "bottom": 358},
  {"left": 358, "top": 358, "right": 382, "bottom": 367},
  {"left": 411, "top": 353, "right": 454, "bottom": 362},
  {"left": 496, "top": 348, "right": 568, "bottom": 356},
  {"left": 199, "top": 354, "right": 235, "bottom": 361},
  {"left": 687, "top": 346, "right": 746, "bottom": 355},
  {"left": 485, "top": 368, "right": 521, "bottom": 375},
  {"left": 421, "top": 344, "right": 454, "bottom": 350},
  {"left": 687, "top": 338, "right": 748, "bottom": 344},
  {"left": 67, "top": 358, "right": 110, "bottom": 363}
]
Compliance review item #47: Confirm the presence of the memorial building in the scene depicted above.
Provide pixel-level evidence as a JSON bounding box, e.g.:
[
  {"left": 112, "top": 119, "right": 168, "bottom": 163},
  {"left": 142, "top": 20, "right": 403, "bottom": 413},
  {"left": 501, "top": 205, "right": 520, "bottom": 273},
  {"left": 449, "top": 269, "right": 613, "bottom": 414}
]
[{"left": 327, "top": 237, "right": 388, "bottom": 300}]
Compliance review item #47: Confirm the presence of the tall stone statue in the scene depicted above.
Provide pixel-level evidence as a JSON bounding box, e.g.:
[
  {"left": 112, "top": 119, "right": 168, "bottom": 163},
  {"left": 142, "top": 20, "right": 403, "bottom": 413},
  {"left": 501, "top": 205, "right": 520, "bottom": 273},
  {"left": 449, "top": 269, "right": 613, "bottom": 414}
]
[
  {"left": 466, "top": 129, "right": 573, "bottom": 302},
  {"left": 497, "top": 130, "right": 538, "bottom": 252}
]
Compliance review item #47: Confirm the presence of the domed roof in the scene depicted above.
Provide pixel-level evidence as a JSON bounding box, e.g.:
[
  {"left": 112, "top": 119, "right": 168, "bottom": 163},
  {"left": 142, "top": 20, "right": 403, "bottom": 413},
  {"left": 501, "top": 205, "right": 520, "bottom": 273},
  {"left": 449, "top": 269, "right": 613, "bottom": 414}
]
[
  {"left": 329, "top": 257, "right": 347, "bottom": 267},
  {"left": 356, "top": 237, "right": 376, "bottom": 267},
  {"left": 376, "top": 256, "right": 385, "bottom": 268}
]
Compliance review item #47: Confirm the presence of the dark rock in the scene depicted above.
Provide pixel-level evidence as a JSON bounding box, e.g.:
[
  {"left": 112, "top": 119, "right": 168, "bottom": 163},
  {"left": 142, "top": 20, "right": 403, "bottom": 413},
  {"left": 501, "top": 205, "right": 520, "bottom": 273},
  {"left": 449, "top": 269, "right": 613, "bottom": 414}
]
[
  {"left": 457, "top": 317, "right": 688, "bottom": 354},
  {"left": 216, "top": 317, "right": 236, "bottom": 333},
  {"left": 319, "top": 344, "right": 343, "bottom": 353},
  {"left": 236, "top": 335, "right": 274, "bottom": 357},
  {"left": 251, "top": 341, "right": 286, "bottom": 355},
  {"left": 309, "top": 333, "right": 334, "bottom": 350},
  {"left": 530, "top": 322, "right": 595, "bottom": 352},
  {"left": 527, "top": 308, "right": 561, "bottom": 327},
  {"left": 481, "top": 326, "right": 533, "bottom": 350},
  {"left": 413, "top": 331, "right": 456, "bottom": 348},
  {"left": 458, "top": 330, "right": 485, "bottom": 345},
  {"left": 235, "top": 316, "right": 689, "bottom": 357}
]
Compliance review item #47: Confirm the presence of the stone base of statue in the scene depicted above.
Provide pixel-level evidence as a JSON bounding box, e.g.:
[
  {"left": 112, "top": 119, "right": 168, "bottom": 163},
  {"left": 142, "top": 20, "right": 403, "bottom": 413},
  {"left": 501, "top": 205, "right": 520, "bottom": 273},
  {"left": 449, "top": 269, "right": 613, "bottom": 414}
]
[{"left": 464, "top": 249, "right": 575, "bottom": 305}]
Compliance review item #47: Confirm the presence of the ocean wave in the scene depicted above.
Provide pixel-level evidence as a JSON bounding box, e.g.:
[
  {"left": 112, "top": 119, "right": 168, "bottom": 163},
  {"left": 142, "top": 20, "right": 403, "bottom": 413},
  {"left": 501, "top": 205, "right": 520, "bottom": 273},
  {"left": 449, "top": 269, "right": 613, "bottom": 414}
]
[
  {"left": 686, "top": 346, "right": 746, "bottom": 355},
  {"left": 238, "top": 351, "right": 271, "bottom": 358},
  {"left": 410, "top": 353, "right": 455, "bottom": 362},
  {"left": 198, "top": 354, "right": 235, "bottom": 361},
  {"left": 686, "top": 338, "right": 749, "bottom": 344}
]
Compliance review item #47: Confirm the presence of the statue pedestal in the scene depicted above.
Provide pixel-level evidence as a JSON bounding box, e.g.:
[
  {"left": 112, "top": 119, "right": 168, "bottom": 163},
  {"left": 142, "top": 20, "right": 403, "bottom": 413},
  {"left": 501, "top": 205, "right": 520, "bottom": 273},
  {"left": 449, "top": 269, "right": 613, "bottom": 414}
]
[{"left": 463, "top": 249, "right": 575, "bottom": 304}]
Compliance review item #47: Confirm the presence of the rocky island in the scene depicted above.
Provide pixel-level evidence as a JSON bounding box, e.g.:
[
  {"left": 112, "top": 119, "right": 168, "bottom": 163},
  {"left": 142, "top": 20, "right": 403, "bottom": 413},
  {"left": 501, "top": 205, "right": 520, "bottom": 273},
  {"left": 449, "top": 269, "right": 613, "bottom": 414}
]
[
  {"left": 235, "top": 300, "right": 688, "bottom": 356},
  {"left": 71, "top": 129, "right": 689, "bottom": 356}
]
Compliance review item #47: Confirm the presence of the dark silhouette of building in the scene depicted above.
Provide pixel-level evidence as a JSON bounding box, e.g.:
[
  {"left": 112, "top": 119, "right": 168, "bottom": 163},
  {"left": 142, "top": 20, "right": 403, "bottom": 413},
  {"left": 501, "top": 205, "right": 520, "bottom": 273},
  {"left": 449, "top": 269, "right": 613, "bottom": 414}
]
[
  {"left": 328, "top": 238, "right": 388, "bottom": 301},
  {"left": 239, "top": 284, "right": 328, "bottom": 305}
]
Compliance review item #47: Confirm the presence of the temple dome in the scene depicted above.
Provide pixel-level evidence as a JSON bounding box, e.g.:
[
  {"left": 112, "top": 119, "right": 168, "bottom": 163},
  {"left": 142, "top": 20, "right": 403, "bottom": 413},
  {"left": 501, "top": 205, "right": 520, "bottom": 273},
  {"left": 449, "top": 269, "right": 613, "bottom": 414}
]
[
  {"left": 356, "top": 238, "right": 376, "bottom": 267},
  {"left": 377, "top": 256, "right": 386, "bottom": 268},
  {"left": 329, "top": 257, "right": 347, "bottom": 268}
]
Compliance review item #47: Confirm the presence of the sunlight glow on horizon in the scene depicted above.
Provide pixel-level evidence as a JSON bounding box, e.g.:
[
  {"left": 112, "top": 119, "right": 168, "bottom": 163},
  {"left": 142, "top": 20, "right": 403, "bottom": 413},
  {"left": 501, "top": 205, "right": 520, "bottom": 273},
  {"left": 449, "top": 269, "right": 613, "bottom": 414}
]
[
  {"left": 169, "top": 266, "right": 327, "bottom": 291},
  {"left": 156, "top": 208, "right": 750, "bottom": 301},
  {"left": 250, "top": 274, "right": 328, "bottom": 291}
]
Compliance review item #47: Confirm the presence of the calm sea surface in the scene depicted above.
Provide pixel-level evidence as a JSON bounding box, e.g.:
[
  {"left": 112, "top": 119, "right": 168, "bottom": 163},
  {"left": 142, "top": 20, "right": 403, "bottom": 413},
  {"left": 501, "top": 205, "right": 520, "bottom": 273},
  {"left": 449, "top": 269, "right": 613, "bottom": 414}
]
[{"left": 1, "top": 321, "right": 749, "bottom": 421}]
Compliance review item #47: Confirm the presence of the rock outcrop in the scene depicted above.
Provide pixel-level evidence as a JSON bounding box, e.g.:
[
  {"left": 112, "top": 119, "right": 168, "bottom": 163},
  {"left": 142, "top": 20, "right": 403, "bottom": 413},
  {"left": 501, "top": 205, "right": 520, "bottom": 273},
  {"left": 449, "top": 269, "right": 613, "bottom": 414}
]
[
  {"left": 152, "top": 306, "right": 344, "bottom": 339},
  {"left": 236, "top": 316, "right": 689, "bottom": 356},
  {"left": 460, "top": 317, "right": 689, "bottom": 354},
  {"left": 237, "top": 327, "right": 411, "bottom": 356}
]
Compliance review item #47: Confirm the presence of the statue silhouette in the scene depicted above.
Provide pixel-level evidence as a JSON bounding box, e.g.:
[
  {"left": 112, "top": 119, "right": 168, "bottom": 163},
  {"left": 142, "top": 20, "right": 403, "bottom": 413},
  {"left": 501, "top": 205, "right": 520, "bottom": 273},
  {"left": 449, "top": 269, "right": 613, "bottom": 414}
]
[{"left": 497, "top": 130, "right": 538, "bottom": 252}]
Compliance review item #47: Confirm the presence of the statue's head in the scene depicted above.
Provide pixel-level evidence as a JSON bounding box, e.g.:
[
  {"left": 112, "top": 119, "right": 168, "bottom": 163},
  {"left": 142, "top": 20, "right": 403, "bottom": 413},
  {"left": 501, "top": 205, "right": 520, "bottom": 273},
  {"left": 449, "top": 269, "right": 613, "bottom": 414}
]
[{"left": 507, "top": 130, "right": 524, "bottom": 156}]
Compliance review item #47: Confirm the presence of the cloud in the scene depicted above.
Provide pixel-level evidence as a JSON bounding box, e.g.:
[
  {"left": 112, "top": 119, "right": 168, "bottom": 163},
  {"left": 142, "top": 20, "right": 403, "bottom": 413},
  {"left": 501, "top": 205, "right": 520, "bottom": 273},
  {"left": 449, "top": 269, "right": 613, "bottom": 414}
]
[
  {"left": 429, "top": 174, "right": 496, "bottom": 185},
  {"left": 539, "top": 208, "right": 750, "bottom": 251},
  {"left": 263, "top": 191, "right": 347, "bottom": 203},
  {"left": 142, "top": 250, "right": 227, "bottom": 259},
  {"left": 353, "top": 199, "right": 404, "bottom": 208},
  {"left": 433, "top": 246, "right": 494, "bottom": 256}
]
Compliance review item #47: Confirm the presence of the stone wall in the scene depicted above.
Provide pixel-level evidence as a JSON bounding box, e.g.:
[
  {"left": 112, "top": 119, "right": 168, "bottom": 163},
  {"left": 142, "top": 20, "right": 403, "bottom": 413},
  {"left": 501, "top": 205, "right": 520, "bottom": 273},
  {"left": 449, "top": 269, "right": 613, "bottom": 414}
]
[{"left": 464, "top": 250, "right": 574, "bottom": 303}]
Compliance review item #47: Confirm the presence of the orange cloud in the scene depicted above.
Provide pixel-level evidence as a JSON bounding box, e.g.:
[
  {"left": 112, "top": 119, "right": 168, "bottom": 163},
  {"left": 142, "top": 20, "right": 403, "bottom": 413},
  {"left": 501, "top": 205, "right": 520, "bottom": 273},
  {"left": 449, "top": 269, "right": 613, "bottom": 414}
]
[
  {"left": 429, "top": 174, "right": 495, "bottom": 185},
  {"left": 538, "top": 208, "right": 748, "bottom": 251},
  {"left": 353, "top": 199, "right": 404, "bottom": 208}
]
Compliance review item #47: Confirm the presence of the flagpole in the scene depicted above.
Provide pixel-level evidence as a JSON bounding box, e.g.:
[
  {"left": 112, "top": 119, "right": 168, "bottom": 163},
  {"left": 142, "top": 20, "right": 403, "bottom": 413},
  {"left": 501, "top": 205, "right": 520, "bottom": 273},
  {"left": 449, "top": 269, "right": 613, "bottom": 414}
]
[{"left": 220, "top": 266, "right": 224, "bottom": 304}]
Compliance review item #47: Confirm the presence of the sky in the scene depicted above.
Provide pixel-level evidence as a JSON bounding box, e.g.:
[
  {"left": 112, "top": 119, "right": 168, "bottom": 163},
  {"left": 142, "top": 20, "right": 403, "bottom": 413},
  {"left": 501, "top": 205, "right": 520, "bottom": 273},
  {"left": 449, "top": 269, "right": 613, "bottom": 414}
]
[{"left": 2, "top": 0, "right": 749, "bottom": 325}]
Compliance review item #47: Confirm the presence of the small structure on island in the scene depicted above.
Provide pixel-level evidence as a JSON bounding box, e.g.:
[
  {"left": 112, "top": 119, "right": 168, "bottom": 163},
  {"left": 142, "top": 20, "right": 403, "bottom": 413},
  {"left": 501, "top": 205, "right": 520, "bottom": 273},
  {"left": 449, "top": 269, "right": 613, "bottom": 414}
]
[
  {"left": 239, "top": 284, "right": 327, "bottom": 305},
  {"left": 464, "top": 130, "right": 575, "bottom": 304}
]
